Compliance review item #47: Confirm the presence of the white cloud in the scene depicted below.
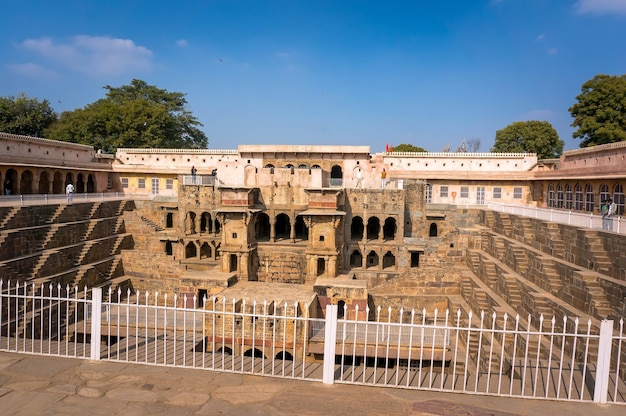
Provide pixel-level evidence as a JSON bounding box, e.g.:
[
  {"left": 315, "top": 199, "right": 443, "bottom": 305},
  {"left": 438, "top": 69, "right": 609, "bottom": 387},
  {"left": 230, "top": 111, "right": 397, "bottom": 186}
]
[
  {"left": 547, "top": 47, "right": 558, "bottom": 55},
  {"left": 575, "top": 0, "right": 626, "bottom": 15},
  {"left": 536, "top": 33, "right": 545, "bottom": 41},
  {"left": 275, "top": 51, "right": 290, "bottom": 58},
  {"left": 6, "top": 62, "right": 58, "bottom": 78},
  {"left": 176, "top": 39, "right": 188, "bottom": 47},
  {"left": 20, "top": 35, "right": 153, "bottom": 76}
]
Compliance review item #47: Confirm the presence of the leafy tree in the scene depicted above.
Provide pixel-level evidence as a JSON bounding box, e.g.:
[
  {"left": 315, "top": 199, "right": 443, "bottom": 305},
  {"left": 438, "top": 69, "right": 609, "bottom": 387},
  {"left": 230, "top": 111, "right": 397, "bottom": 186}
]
[
  {"left": 45, "top": 79, "right": 208, "bottom": 151},
  {"left": 0, "top": 93, "right": 57, "bottom": 137},
  {"left": 492, "top": 121, "right": 563, "bottom": 159},
  {"left": 391, "top": 143, "right": 427, "bottom": 152},
  {"left": 569, "top": 74, "right": 626, "bottom": 147}
]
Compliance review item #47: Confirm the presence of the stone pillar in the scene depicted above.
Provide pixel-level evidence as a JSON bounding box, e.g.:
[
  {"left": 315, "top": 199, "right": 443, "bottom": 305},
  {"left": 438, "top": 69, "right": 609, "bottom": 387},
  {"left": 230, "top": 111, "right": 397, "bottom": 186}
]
[
  {"left": 241, "top": 252, "right": 249, "bottom": 280},
  {"left": 329, "top": 256, "right": 336, "bottom": 277},
  {"left": 270, "top": 219, "right": 276, "bottom": 243},
  {"left": 290, "top": 215, "right": 296, "bottom": 242}
]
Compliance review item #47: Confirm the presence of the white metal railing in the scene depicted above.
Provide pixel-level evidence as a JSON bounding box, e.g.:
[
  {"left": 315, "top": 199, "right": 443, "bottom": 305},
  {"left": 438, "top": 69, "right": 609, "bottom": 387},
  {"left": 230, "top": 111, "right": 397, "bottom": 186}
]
[
  {"left": 0, "top": 192, "right": 165, "bottom": 207},
  {"left": 182, "top": 175, "right": 217, "bottom": 186},
  {"left": 1, "top": 281, "right": 624, "bottom": 405},
  {"left": 488, "top": 202, "right": 624, "bottom": 235}
]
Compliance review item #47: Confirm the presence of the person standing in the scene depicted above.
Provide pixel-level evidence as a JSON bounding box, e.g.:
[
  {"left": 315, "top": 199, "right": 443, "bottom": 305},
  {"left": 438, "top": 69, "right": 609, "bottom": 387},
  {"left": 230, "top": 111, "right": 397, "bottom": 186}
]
[
  {"left": 607, "top": 198, "right": 616, "bottom": 231},
  {"left": 381, "top": 168, "right": 387, "bottom": 189},
  {"left": 4, "top": 179, "right": 10, "bottom": 195},
  {"left": 601, "top": 200, "right": 609, "bottom": 230},
  {"left": 355, "top": 168, "right": 363, "bottom": 188},
  {"left": 66, "top": 182, "right": 74, "bottom": 203}
]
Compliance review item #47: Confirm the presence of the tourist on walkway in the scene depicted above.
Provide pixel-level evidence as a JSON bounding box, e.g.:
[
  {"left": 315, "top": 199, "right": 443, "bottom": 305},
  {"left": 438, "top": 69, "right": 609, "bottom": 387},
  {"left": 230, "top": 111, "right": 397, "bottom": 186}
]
[
  {"left": 606, "top": 198, "right": 616, "bottom": 231},
  {"left": 381, "top": 168, "right": 387, "bottom": 189},
  {"left": 4, "top": 179, "right": 10, "bottom": 195},
  {"left": 66, "top": 182, "right": 74, "bottom": 203},
  {"left": 355, "top": 168, "right": 363, "bottom": 188}
]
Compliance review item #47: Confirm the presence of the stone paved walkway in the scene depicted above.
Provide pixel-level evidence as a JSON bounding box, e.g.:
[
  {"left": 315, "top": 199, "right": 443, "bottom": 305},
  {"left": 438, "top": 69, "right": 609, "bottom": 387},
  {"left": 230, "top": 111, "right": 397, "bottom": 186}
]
[{"left": 0, "top": 351, "right": 623, "bottom": 415}]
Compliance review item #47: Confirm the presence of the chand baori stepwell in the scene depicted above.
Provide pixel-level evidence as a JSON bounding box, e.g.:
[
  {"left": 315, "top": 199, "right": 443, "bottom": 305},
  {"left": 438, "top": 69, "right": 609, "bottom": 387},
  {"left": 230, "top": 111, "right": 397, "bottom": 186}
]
[{"left": 0, "top": 131, "right": 626, "bottom": 360}]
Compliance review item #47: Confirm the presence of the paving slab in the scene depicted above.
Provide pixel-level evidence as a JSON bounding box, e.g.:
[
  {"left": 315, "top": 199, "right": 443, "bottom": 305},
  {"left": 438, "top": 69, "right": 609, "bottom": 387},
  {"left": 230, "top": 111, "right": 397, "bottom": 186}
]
[{"left": 0, "top": 351, "right": 624, "bottom": 416}]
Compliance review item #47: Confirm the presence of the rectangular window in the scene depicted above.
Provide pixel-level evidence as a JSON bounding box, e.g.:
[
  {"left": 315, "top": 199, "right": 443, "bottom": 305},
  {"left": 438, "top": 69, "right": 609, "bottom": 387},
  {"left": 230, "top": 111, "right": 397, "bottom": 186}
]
[
  {"left": 460, "top": 187, "right": 469, "bottom": 198},
  {"left": 107, "top": 173, "right": 113, "bottom": 189},
  {"left": 440, "top": 186, "right": 448, "bottom": 198},
  {"left": 493, "top": 187, "right": 502, "bottom": 199},
  {"left": 138, "top": 178, "right": 146, "bottom": 189},
  {"left": 166, "top": 179, "right": 174, "bottom": 190},
  {"left": 513, "top": 187, "right": 522, "bottom": 199},
  {"left": 121, "top": 178, "right": 129, "bottom": 189}
]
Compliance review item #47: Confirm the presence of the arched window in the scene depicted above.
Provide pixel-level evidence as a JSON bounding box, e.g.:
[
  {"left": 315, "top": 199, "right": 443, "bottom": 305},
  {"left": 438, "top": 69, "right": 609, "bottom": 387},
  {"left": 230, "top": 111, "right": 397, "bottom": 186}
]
[
  {"left": 383, "top": 217, "right": 396, "bottom": 240},
  {"left": 294, "top": 216, "right": 308, "bottom": 240},
  {"left": 349, "top": 250, "right": 363, "bottom": 268},
  {"left": 548, "top": 183, "right": 555, "bottom": 208},
  {"left": 382, "top": 251, "right": 395, "bottom": 269},
  {"left": 429, "top": 223, "right": 438, "bottom": 237},
  {"left": 556, "top": 184, "right": 563, "bottom": 208},
  {"left": 366, "top": 251, "right": 379, "bottom": 268},
  {"left": 565, "top": 184, "right": 572, "bottom": 209},
  {"left": 614, "top": 184, "right": 625, "bottom": 215},
  {"left": 585, "top": 184, "right": 594, "bottom": 212},
  {"left": 426, "top": 183, "right": 432, "bottom": 203},
  {"left": 20, "top": 170, "right": 34, "bottom": 194},
  {"left": 366, "top": 217, "right": 380, "bottom": 240},
  {"left": 185, "top": 242, "right": 197, "bottom": 259},
  {"left": 350, "top": 217, "right": 364, "bottom": 240},
  {"left": 574, "top": 183, "right": 583, "bottom": 211},
  {"left": 275, "top": 213, "right": 291, "bottom": 240},
  {"left": 39, "top": 171, "right": 50, "bottom": 194},
  {"left": 599, "top": 184, "right": 610, "bottom": 207}
]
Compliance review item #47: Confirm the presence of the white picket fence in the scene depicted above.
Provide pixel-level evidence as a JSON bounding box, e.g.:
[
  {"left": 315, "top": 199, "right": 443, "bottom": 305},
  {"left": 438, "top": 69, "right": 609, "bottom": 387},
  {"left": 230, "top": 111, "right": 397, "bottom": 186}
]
[{"left": 0, "top": 281, "right": 624, "bottom": 405}]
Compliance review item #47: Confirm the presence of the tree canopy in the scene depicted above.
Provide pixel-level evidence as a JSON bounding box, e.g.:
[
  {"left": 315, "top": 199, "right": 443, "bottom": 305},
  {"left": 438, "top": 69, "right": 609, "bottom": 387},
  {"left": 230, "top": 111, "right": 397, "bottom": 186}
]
[
  {"left": 0, "top": 93, "right": 57, "bottom": 137},
  {"left": 492, "top": 121, "right": 563, "bottom": 159},
  {"left": 391, "top": 143, "right": 427, "bottom": 152},
  {"left": 569, "top": 74, "right": 626, "bottom": 147},
  {"left": 44, "top": 79, "right": 208, "bottom": 152}
]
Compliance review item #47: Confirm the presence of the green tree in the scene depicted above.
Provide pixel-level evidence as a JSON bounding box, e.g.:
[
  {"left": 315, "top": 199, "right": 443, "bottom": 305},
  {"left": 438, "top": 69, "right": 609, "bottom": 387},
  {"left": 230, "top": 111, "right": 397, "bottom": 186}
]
[
  {"left": 391, "top": 143, "right": 427, "bottom": 152},
  {"left": 492, "top": 121, "right": 563, "bottom": 159},
  {"left": 569, "top": 74, "right": 626, "bottom": 147},
  {"left": 0, "top": 93, "right": 57, "bottom": 137},
  {"left": 45, "top": 79, "right": 208, "bottom": 152}
]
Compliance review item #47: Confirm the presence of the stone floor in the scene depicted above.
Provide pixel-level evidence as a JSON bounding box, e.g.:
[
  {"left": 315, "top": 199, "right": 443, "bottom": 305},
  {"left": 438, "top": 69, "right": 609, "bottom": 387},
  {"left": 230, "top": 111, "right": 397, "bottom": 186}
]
[{"left": 0, "top": 351, "right": 624, "bottom": 415}]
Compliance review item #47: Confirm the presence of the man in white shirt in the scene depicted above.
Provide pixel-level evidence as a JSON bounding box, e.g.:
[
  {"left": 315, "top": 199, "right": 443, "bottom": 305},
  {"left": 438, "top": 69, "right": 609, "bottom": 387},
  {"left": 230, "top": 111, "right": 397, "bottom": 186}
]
[
  {"left": 606, "top": 198, "right": 616, "bottom": 231},
  {"left": 66, "top": 182, "right": 74, "bottom": 203}
]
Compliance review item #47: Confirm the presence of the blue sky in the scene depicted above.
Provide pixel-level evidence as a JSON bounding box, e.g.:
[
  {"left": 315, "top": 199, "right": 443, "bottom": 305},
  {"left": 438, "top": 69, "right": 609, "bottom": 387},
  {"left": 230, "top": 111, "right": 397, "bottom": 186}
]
[{"left": 1, "top": 0, "right": 625, "bottom": 152}]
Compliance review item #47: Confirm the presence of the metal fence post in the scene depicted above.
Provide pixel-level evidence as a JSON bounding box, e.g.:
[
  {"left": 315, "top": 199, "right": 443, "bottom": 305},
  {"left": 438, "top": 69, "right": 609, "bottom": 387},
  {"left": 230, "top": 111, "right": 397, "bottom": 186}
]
[
  {"left": 593, "top": 319, "right": 614, "bottom": 403},
  {"left": 322, "top": 304, "right": 338, "bottom": 384},
  {"left": 90, "top": 287, "right": 102, "bottom": 360}
]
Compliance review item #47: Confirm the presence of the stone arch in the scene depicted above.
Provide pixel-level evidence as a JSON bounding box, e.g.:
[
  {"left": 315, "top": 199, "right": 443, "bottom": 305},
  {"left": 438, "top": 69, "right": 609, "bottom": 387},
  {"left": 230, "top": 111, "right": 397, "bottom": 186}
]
[
  {"left": 565, "top": 183, "right": 573, "bottom": 209},
  {"left": 20, "top": 170, "right": 34, "bottom": 194},
  {"left": 186, "top": 211, "right": 197, "bottom": 234},
  {"left": 53, "top": 171, "right": 64, "bottom": 194},
  {"left": 217, "top": 346, "right": 232, "bottom": 355},
  {"left": 38, "top": 171, "right": 50, "bottom": 194},
  {"left": 350, "top": 216, "right": 364, "bottom": 240},
  {"left": 275, "top": 351, "right": 293, "bottom": 361},
  {"left": 4, "top": 169, "right": 17, "bottom": 195},
  {"left": 275, "top": 213, "right": 291, "bottom": 240},
  {"left": 76, "top": 173, "right": 86, "bottom": 193},
  {"left": 311, "top": 164, "right": 321, "bottom": 169},
  {"left": 200, "top": 212, "right": 212, "bottom": 233},
  {"left": 297, "top": 164, "right": 307, "bottom": 169},
  {"left": 349, "top": 250, "right": 362, "bottom": 268},
  {"left": 200, "top": 242, "right": 212, "bottom": 259},
  {"left": 429, "top": 223, "right": 438, "bottom": 237},
  {"left": 382, "top": 251, "right": 395, "bottom": 269},
  {"left": 337, "top": 300, "right": 346, "bottom": 319},
  {"left": 185, "top": 241, "right": 197, "bottom": 259},
  {"left": 255, "top": 213, "right": 271, "bottom": 241},
  {"left": 244, "top": 348, "right": 265, "bottom": 358},
  {"left": 87, "top": 173, "right": 96, "bottom": 193},
  {"left": 383, "top": 217, "right": 396, "bottom": 240},
  {"left": 294, "top": 216, "right": 308, "bottom": 240},
  {"left": 366, "top": 251, "right": 379, "bottom": 268},
  {"left": 330, "top": 165, "right": 343, "bottom": 179},
  {"left": 366, "top": 217, "right": 380, "bottom": 240}
]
